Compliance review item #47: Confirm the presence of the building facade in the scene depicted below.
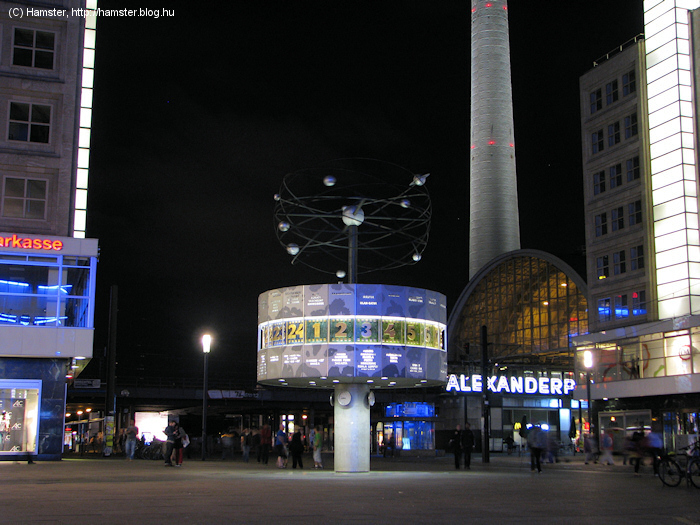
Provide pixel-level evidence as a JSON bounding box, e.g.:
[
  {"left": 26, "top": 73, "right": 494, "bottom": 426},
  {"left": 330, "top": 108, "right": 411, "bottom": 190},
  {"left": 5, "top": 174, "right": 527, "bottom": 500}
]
[
  {"left": 0, "top": 1, "right": 98, "bottom": 459},
  {"left": 574, "top": 1, "right": 700, "bottom": 452}
]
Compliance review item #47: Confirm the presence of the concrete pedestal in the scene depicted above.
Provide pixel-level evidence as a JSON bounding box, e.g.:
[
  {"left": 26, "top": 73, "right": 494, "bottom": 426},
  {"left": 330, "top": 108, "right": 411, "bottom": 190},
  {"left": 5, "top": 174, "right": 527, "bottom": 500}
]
[{"left": 333, "top": 383, "right": 370, "bottom": 472}]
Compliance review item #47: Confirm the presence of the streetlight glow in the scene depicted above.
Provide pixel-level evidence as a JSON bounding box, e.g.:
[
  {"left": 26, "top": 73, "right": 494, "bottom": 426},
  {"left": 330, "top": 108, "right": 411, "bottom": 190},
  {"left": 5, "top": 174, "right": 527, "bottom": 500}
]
[
  {"left": 202, "top": 334, "right": 212, "bottom": 353},
  {"left": 583, "top": 350, "right": 593, "bottom": 369}
]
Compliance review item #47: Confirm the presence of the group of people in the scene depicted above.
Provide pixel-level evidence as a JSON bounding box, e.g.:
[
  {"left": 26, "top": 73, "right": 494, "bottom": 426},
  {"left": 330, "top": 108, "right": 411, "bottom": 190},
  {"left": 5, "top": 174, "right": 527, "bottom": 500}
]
[
  {"left": 163, "top": 420, "right": 188, "bottom": 466},
  {"left": 450, "top": 422, "right": 475, "bottom": 469},
  {"left": 271, "top": 424, "right": 324, "bottom": 469}
]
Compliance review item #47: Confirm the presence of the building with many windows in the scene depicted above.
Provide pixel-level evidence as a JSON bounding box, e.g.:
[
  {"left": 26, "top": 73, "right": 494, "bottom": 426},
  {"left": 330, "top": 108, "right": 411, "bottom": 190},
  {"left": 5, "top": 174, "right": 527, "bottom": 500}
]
[
  {"left": 0, "top": 1, "right": 98, "bottom": 459},
  {"left": 574, "top": 1, "right": 700, "bottom": 452}
]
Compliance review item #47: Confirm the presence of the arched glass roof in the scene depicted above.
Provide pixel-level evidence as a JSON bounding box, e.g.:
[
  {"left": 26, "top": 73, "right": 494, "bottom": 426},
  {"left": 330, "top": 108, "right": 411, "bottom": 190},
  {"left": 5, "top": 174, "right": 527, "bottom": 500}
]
[{"left": 448, "top": 250, "right": 588, "bottom": 368}]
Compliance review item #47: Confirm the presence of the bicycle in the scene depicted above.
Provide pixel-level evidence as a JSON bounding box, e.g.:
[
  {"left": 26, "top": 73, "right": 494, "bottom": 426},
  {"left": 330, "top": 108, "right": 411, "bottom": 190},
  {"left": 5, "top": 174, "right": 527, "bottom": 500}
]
[{"left": 658, "top": 440, "right": 700, "bottom": 488}]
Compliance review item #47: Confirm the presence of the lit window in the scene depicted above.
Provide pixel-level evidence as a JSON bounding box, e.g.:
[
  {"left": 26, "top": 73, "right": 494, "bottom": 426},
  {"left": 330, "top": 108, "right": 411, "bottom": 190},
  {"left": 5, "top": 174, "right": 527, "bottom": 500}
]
[
  {"left": 12, "top": 28, "right": 55, "bottom": 69},
  {"left": 611, "top": 207, "right": 624, "bottom": 232},
  {"left": 590, "top": 89, "right": 602, "bottom": 114},
  {"left": 632, "top": 291, "right": 646, "bottom": 316},
  {"left": 608, "top": 122, "right": 621, "bottom": 147},
  {"left": 622, "top": 70, "right": 636, "bottom": 96},
  {"left": 606, "top": 80, "right": 619, "bottom": 105},
  {"left": 2, "top": 177, "right": 47, "bottom": 219},
  {"left": 615, "top": 294, "right": 629, "bottom": 318},
  {"left": 8, "top": 102, "right": 51, "bottom": 143},
  {"left": 595, "top": 213, "right": 607, "bottom": 237},
  {"left": 609, "top": 164, "right": 622, "bottom": 188},
  {"left": 613, "top": 251, "right": 626, "bottom": 275},
  {"left": 597, "top": 255, "right": 609, "bottom": 279},
  {"left": 626, "top": 156, "right": 640, "bottom": 182},
  {"left": 598, "top": 298, "right": 611, "bottom": 322},
  {"left": 625, "top": 113, "right": 638, "bottom": 139},
  {"left": 592, "top": 130, "right": 604, "bottom": 154},
  {"left": 594, "top": 170, "right": 606, "bottom": 195},
  {"left": 628, "top": 200, "right": 642, "bottom": 226},
  {"left": 631, "top": 245, "right": 644, "bottom": 270}
]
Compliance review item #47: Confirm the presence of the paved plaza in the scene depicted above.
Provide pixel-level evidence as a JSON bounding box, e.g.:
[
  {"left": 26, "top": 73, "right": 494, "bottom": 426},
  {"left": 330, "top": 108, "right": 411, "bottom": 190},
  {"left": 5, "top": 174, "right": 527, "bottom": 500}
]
[{"left": 1, "top": 452, "right": 698, "bottom": 524}]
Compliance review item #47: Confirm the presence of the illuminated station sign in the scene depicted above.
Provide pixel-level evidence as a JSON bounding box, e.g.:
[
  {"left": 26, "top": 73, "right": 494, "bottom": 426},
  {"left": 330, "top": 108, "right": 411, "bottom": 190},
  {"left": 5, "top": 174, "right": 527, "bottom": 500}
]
[
  {"left": 446, "top": 374, "right": 576, "bottom": 396},
  {"left": 257, "top": 284, "right": 448, "bottom": 388}
]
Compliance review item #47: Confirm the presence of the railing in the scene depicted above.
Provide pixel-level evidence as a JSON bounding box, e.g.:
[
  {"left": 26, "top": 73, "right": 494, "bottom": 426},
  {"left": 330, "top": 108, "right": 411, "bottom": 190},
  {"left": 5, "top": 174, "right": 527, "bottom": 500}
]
[{"left": 593, "top": 34, "right": 645, "bottom": 67}]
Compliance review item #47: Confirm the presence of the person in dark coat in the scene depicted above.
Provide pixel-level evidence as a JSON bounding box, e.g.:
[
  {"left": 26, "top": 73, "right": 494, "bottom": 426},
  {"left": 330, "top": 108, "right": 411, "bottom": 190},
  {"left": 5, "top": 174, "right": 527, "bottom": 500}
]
[
  {"left": 463, "top": 422, "right": 475, "bottom": 470},
  {"left": 289, "top": 430, "right": 304, "bottom": 469},
  {"left": 451, "top": 424, "right": 464, "bottom": 469}
]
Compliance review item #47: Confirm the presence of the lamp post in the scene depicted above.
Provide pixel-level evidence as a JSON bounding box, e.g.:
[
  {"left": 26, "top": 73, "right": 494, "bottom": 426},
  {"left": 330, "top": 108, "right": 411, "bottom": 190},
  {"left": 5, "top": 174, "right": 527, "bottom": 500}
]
[
  {"left": 583, "top": 350, "right": 593, "bottom": 437},
  {"left": 201, "top": 334, "right": 211, "bottom": 461}
]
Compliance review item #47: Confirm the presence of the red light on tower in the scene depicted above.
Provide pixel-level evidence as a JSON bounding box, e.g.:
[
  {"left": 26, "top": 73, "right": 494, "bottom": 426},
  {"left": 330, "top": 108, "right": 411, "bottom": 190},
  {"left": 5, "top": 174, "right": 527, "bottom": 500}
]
[
  {"left": 485, "top": 2, "right": 493, "bottom": 7},
  {"left": 488, "top": 140, "right": 496, "bottom": 145}
]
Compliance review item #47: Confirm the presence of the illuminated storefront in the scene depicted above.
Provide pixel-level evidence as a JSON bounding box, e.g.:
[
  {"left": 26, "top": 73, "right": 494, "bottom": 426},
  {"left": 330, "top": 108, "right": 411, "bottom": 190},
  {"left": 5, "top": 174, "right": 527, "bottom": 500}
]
[
  {"left": 0, "top": 233, "right": 97, "bottom": 459},
  {"left": 375, "top": 402, "right": 437, "bottom": 455}
]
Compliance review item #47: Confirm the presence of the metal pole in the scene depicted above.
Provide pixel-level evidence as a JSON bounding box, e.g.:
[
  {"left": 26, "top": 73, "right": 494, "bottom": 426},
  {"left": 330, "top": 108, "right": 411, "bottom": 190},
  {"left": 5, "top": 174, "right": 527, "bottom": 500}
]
[
  {"left": 586, "top": 370, "right": 592, "bottom": 437},
  {"left": 202, "top": 351, "right": 208, "bottom": 460},
  {"left": 481, "top": 325, "right": 490, "bottom": 463},
  {"left": 348, "top": 224, "right": 358, "bottom": 284}
]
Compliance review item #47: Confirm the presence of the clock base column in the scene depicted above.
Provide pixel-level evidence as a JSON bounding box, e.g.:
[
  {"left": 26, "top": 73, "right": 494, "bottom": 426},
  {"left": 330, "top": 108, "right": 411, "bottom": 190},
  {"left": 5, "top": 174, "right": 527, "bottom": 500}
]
[{"left": 333, "top": 383, "right": 371, "bottom": 472}]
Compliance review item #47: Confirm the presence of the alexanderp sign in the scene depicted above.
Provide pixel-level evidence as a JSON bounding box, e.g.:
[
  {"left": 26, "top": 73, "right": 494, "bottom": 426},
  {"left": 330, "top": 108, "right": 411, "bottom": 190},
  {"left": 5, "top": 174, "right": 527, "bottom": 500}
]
[{"left": 446, "top": 373, "right": 576, "bottom": 396}]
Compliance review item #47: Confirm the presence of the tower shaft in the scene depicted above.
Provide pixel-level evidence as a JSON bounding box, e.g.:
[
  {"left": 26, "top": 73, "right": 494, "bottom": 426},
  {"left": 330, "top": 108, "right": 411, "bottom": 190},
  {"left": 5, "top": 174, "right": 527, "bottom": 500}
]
[{"left": 469, "top": 0, "right": 520, "bottom": 279}]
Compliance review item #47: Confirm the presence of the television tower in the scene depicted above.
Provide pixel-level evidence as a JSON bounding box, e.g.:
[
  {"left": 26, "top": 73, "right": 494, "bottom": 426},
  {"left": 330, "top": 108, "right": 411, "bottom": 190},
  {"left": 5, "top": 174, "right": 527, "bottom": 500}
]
[{"left": 469, "top": 0, "right": 520, "bottom": 279}]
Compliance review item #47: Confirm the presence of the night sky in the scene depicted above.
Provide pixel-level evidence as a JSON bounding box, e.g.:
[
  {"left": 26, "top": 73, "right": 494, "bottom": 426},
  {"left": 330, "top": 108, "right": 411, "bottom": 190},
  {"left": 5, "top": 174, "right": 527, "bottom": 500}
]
[{"left": 84, "top": 1, "right": 643, "bottom": 386}]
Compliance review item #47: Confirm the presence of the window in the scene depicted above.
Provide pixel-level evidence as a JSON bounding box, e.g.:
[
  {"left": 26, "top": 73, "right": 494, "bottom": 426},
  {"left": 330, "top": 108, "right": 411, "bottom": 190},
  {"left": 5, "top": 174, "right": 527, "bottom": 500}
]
[
  {"left": 8, "top": 102, "right": 51, "bottom": 143},
  {"left": 595, "top": 213, "right": 607, "bottom": 237},
  {"left": 2, "top": 177, "right": 47, "bottom": 219},
  {"left": 626, "top": 156, "right": 640, "bottom": 182},
  {"left": 609, "top": 164, "right": 622, "bottom": 188},
  {"left": 590, "top": 89, "right": 602, "bottom": 114},
  {"left": 598, "top": 298, "right": 611, "bottom": 322},
  {"left": 613, "top": 250, "right": 626, "bottom": 275},
  {"left": 625, "top": 113, "right": 638, "bottom": 139},
  {"left": 628, "top": 200, "right": 642, "bottom": 226},
  {"left": 592, "top": 130, "right": 604, "bottom": 154},
  {"left": 606, "top": 80, "right": 619, "bottom": 105},
  {"left": 597, "top": 255, "right": 609, "bottom": 279},
  {"left": 615, "top": 294, "right": 629, "bottom": 318},
  {"left": 608, "top": 122, "right": 621, "bottom": 147},
  {"left": 594, "top": 170, "right": 606, "bottom": 195},
  {"left": 631, "top": 245, "right": 644, "bottom": 270},
  {"left": 0, "top": 255, "right": 94, "bottom": 328},
  {"left": 12, "top": 28, "right": 55, "bottom": 69},
  {"left": 611, "top": 207, "right": 624, "bottom": 232},
  {"left": 632, "top": 291, "right": 646, "bottom": 316},
  {"left": 623, "top": 70, "right": 636, "bottom": 96}
]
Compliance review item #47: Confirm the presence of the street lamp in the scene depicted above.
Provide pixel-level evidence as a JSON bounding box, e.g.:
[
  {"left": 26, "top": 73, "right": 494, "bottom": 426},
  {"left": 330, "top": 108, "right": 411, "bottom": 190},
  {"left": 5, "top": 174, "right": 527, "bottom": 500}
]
[
  {"left": 201, "top": 334, "right": 211, "bottom": 461},
  {"left": 583, "top": 350, "right": 593, "bottom": 437}
]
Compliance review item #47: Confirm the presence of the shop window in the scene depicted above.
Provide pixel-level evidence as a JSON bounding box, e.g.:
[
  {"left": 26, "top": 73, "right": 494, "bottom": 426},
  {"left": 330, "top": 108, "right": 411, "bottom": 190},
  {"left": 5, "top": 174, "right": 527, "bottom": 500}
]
[
  {"left": 0, "top": 380, "right": 40, "bottom": 455},
  {"left": 0, "top": 255, "right": 94, "bottom": 327}
]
